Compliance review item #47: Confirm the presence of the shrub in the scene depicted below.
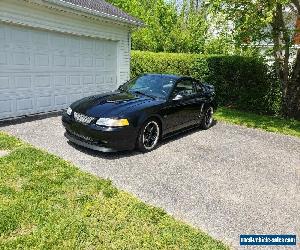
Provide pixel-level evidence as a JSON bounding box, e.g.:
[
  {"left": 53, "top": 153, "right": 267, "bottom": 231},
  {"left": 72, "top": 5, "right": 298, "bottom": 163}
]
[{"left": 131, "top": 51, "right": 280, "bottom": 114}]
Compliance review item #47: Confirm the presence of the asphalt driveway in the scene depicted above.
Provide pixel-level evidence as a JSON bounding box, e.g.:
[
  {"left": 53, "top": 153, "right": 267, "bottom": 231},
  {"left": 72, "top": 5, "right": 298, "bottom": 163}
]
[{"left": 1, "top": 116, "right": 300, "bottom": 249}]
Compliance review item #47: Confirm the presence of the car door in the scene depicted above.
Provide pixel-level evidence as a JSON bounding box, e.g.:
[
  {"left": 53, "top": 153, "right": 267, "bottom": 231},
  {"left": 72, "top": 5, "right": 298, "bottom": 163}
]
[
  {"left": 191, "top": 80, "right": 207, "bottom": 123},
  {"left": 162, "top": 78, "right": 200, "bottom": 132}
]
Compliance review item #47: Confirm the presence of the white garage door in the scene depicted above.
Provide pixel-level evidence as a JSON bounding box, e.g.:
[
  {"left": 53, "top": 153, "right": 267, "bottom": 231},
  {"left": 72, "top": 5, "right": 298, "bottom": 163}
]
[{"left": 0, "top": 22, "right": 118, "bottom": 120}]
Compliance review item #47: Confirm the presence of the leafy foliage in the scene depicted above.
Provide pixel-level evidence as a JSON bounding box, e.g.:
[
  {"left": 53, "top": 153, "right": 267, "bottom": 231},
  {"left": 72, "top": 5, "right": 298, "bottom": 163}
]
[
  {"left": 206, "top": 0, "right": 275, "bottom": 45},
  {"left": 107, "top": 0, "right": 208, "bottom": 53},
  {"left": 131, "top": 51, "right": 281, "bottom": 114},
  {"left": 206, "top": 0, "right": 300, "bottom": 119}
]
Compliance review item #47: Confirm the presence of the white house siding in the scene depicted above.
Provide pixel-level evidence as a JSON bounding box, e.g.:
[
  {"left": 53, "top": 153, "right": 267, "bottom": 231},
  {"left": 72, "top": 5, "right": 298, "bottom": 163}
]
[{"left": 0, "top": 0, "right": 131, "bottom": 120}]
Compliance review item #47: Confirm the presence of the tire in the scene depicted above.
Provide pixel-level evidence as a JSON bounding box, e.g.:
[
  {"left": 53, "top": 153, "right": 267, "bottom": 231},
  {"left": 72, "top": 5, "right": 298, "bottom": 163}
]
[
  {"left": 137, "top": 119, "right": 160, "bottom": 152},
  {"left": 200, "top": 106, "right": 214, "bottom": 130}
]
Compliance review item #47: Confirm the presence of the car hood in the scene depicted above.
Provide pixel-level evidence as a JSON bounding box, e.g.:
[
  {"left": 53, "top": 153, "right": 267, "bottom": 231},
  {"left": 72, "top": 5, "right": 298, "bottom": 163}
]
[{"left": 71, "top": 91, "right": 157, "bottom": 117}]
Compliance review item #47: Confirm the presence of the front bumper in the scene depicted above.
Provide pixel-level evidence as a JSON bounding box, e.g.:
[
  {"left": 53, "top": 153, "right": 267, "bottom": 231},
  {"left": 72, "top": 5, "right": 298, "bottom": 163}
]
[{"left": 62, "top": 113, "right": 138, "bottom": 152}]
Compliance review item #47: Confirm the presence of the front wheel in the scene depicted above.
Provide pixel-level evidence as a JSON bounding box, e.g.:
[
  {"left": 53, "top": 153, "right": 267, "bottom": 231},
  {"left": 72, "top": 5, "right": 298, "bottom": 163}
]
[
  {"left": 200, "top": 106, "right": 214, "bottom": 130},
  {"left": 137, "top": 119, "right": 160, "bottom": 152}
]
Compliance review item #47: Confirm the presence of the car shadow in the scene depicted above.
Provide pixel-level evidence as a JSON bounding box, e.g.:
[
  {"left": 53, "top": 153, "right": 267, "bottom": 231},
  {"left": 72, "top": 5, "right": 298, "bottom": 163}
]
[
  {"left": 159, "top": 119, "right": 218, "bottom": 147},
  {"left": 67, "top": 119, "right": 218, "bottom": 160},
  {"left": 67, "top": 141, "right": 140, "bottom": 159}
]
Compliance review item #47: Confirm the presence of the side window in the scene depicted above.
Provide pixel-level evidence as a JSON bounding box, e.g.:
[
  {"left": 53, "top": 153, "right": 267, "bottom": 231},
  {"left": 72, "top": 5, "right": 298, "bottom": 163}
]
[
  {"left": 194, "top": 81, "right": 204, "bottom": 94},
  {"left": 173, "top": 79, "right": 196, "bottom": 97}
]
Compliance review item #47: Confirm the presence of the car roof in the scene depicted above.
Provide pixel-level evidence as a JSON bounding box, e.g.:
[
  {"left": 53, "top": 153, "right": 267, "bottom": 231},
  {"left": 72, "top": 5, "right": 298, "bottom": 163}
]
[{"left": 142, "top": 73, "right": 187, "bottom": 81}]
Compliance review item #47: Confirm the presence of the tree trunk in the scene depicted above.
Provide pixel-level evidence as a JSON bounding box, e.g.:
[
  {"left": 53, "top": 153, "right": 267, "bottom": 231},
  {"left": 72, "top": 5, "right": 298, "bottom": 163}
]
[
  {"left": 271, "top": 3, "right": 300, "bottom": 119},
  {"left": 285, "top": 49, "right": 300, "bottom": 119},
  {"left": 271, "top": 4, "right": 290, "bottom": 117},
  {"left": 283, "top": 1, "right": 300, "bottom": 119}
]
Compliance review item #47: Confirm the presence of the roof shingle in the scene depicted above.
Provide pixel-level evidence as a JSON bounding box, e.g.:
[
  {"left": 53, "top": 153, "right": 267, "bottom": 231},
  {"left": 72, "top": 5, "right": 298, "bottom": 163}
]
[{"left": 48, "top": 0, "right": 143, "bottom": 26}]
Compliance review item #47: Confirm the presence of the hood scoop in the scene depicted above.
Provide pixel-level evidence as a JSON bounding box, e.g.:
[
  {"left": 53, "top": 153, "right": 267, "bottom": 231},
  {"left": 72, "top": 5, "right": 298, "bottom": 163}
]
[
  {"left": 73, "top": 90, "right": 155, "bottom": 118},
  {"left": 106, "top": 98, "right": 135, "bottom": 103}
]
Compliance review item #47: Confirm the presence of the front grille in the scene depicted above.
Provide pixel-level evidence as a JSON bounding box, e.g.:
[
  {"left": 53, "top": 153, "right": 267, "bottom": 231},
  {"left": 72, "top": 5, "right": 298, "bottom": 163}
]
[
  {"left": 67, "top": 130, "right": 106, "bottom": 147},
  {"left": 68, "top": 130, "right": 94, "bottom": 142},
  {"left": 73, "top": 112, "right": 94, "bottom": 125}
]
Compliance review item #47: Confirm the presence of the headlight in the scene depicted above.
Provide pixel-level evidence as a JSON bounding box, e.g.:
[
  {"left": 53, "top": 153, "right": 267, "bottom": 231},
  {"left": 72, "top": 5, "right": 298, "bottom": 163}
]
[
  {"left": 66, "top": 107, "right": 72, "bottom": 116},
  {"left": 96, "top": 118, "right": 129, "bottom": 127}
]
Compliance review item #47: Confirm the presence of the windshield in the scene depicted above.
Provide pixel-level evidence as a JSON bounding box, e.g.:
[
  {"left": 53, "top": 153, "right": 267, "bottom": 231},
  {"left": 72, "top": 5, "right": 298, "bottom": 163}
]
[{"left": 119, "top": 75, "right": 176, "bottom": 99}]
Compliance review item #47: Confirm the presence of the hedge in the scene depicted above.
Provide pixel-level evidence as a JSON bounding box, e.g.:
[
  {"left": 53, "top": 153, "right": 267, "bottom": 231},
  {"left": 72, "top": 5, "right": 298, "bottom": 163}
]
[{"left": 131, "top": 50, "right": 281, "bottom": 114}]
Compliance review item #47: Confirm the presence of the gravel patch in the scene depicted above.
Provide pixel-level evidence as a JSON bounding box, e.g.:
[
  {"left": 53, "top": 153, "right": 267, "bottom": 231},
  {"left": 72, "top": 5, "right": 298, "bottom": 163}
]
[{"left": 1, "top": 116, "right": 300, "bottom": 249}]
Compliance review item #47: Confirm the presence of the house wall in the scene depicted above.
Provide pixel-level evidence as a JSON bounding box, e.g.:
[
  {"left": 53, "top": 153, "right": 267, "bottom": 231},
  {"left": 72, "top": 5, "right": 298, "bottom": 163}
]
[{"left": 0, "top": 0, "right": 131, "bottom": 86}]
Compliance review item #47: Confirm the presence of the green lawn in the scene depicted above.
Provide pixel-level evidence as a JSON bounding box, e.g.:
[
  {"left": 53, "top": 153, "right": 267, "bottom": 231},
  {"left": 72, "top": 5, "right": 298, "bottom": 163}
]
[
  {"left": 215, "top": 107, "right": 300, "bottom": 138},
  {"left": 0, "top": 132, "right": 228, "bottom": 249}
]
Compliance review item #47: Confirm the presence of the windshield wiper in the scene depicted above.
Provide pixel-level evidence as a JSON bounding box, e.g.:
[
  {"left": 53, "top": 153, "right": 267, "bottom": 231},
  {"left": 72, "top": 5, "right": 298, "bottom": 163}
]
[{"left": 133, "top": 91, "right": 155, "bottom": 99}]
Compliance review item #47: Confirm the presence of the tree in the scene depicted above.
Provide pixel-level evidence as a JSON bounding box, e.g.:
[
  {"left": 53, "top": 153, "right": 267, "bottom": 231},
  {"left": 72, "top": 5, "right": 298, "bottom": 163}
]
[
  {"left": 208, "top": 0, "right": 300, "bottom": 119},
  {"left": 107, "top": 0, "right": 178, "bottom": 52},
  {"left": 167, "top": 0, "right": 208, "bottom": 53},
  {"left": 107, "top": 0, "right": 208, "bottom": 53}
]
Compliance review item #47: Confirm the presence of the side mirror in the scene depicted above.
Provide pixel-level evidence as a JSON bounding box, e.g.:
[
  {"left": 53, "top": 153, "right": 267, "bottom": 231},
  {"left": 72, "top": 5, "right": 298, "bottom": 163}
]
[{"left": 172, "top": 94, "right": 183, "bottom": 101}]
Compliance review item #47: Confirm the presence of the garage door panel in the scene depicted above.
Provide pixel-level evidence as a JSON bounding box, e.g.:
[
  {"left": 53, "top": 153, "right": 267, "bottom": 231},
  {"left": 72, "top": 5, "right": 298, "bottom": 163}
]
[
  {"left": 12, "top": 52, "right": 31, "bottom": 66},
  {"left": 0, "top": 98, "right": 14, "bottom": 115},
  {"left": 16, "top": 95, "right": 35, "bottom": 115},
  {"left": 11, "top": 26, "right": 30, "bottom": 43},
  {"left": 0, "top": 52, "right": 8, "bottom": 65},
  {"left": 54, "top": 94, "right": 68, "bottom": 107},
  {"left": 95, "top": 42, "right": 104, "bottom": 53},
  {"left": 82, "top": 75, "right": 94, "bottom": 86},
  {"left": 33, "top": 75, "right": 52, "bottom": 89},
  {"left": 0, "top": 76, "right": 10, "bottom": 90},
  {"left": 68, "top": 92, "right": 83, "bottom": 104},
  {"left": 67, "top": 37, "right": 80, "bottom": 52},
  {"left": 51, "top": 34, "right": 66, "bottom": 50},
  {"left": 53, "top": 55, "right": 67, "bottom": 67},
  {"left": 68, "top": 56, "right": 80, "bottom": 67},
  {"left": 0, "top": 22, "right": 118, "bottom": 120},
  {"left": 105, "top": 74, "right": 117, "bottom": 84},
  {"left": 81, "top": 86, "right": 99, "bottom": 95},
  {"left": 15, "top": 76, "right": 32, "bottom": 89},
  {"left": 97, "top": 86, "right": 113, "bottom": 93},
  {"left": 0, "top": 25, "right": 6, "bottom": 39},
  {"left": 95, "top": 58, "right": 105, "bottom": 68},
  {"left": 54, "top": 75, "right": 67, "bottom": 87},
  {"left": 35, "top": 54, "right": 50, "bottom": 67},
  {"left": 32, "top": 32, "right": 49, "bottom": 47},
  {"left": 81, "top": 56, "right": 93, "bottom": 67},
  {"left": 80, "top": 39, "right": 94, "bottom": 53},
  {"left": 95, "top": 75, "right": 104, "bottom": 85},
  {"left": 36, "top": 95, "right": 52, "bottom": 109},
  {"left": 69, "top": 75, "right": 81, "bottom": 86}
]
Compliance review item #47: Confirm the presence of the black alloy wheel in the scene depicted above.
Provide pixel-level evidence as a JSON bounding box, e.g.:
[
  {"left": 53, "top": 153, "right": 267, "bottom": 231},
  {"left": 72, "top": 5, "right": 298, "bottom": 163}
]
[
  {"left": 137, "top": 119, "right": 160, "bottom": 152},
  {"left": 200, "top": 106, "right": 214, "bottom": 129}
]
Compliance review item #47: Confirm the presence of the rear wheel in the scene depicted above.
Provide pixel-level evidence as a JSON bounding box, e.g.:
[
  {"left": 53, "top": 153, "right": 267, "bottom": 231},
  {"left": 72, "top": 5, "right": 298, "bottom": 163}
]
[
  {"left": 200, "top": 106, "right": 214, "bottom": 129},
  {"left": 137, "top": 119, "right": 160, "bottom": 152}
]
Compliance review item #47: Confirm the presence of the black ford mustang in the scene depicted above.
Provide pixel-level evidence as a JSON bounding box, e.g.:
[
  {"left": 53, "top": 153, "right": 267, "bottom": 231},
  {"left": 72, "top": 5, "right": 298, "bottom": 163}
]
[{"left": 62, "top": 74, "right": 216, "bottom": 152}]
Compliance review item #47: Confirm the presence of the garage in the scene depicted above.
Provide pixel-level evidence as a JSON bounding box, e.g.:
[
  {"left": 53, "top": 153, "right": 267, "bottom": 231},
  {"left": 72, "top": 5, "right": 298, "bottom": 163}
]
[{"left": 0, "top": 0, "right": 142, "bottom": 120}]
